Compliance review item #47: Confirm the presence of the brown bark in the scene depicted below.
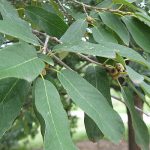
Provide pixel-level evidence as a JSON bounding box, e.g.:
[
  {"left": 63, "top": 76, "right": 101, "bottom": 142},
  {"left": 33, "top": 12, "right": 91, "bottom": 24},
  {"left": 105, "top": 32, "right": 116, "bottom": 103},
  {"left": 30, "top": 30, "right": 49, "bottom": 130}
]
[{"left": 127, "top": 94, "right": 143, "bottom": 150}]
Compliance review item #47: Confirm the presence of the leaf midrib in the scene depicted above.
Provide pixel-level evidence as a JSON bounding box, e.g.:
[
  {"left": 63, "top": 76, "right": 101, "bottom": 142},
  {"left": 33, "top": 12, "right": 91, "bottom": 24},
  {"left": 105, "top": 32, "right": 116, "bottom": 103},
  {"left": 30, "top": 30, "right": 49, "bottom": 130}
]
[
  {"left": 0, "top": 57, "right": 37, "bottom": 73},
  {"left": 60, "top": 72, "right": 120, "bottom": 138},
  {"left": 42, "top": 78, "right": 64, "bottom": 150},
  {"left": 0, "top": 21, "right": 38, "bottom": 43},
  {"left": 1, "top": 79, "right": 19, "bottom": 104},
  {"left": 26, "top": 9, "right": 65, "bottom": 34}
]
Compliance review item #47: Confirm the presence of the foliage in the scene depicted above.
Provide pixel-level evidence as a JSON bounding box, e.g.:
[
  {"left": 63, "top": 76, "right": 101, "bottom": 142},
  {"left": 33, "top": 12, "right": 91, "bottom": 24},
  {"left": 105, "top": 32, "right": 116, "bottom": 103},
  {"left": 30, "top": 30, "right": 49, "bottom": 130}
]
[{"left": 0, "top": 0, "right": 150, "bottom": 150}]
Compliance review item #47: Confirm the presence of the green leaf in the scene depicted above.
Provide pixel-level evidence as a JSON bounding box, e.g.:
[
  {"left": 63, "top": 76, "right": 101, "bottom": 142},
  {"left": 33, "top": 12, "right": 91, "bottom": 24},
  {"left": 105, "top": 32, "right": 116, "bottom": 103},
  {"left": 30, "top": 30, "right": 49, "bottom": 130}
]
[
  {"left": 122, "top": 16, "right": 150, "bottom": 53},
  {"left": 34, "top": 78, "right": 77, "bottom": 150},
  {"left": 140, "top": 82, "right": 150, "bottom": 97},
  {"left": 0, "top": 0, "right": 18, "bottom": 19},
  {"left": 60, "top": 19, "right": 88, "bottom": 43},
  {"left": 0, "top": 42, "right": 44, "bottom": 82},
  {"left": 0, "top": 34, "right": 5, "bottom": 45},
  {"left": 0, "top": 20, "right": 39, "bottom": 46},
  {"left": 113, "top": 0, "right": 139, "bottom": 10},
  {"left": 25, "top": 6, "right": 68, "bottom": 38},
  {"left": 115, "top": 53, "right": 126, "bottom": 66},
  {"left": 54, "top": 41, "right": 116, "bottom": 58},
  {"left": 144, "top": 75, "right": 150, "bottom": 83},
  {"left": 0, "top": 78, "right": 30, "bottom": 138},
  {"left": 84, "top": 66, "right": 112, "bottom": 142},
  {"left": 97, "top": 0, "right": 114, "bottom": 8},
  {"left": 54, "top": 41, "right": 150, "bottom": 68},
  {"left": 92, "top": 26, "right": 117, "bottom": 43},
  {"left": 126, "top": 66, "right": 144, "bottom": 84},
  {"left": 84, "top": 114, "right": 104, "bottom": 142},
  {"left": 0, "top": 0, "right": 39, "bottom": 46},
  {"left": 66, "top": 8, "right": 86, "bottom": 20},
  {"left": 49, "top": 0, "right": 64, "bottom": 19},
  {"left": 126, "top": 66, "right": 150, "bottom": 97},
  {"left": 85, "top": 66, "right": 112, "bottom": 105},
  {"left": 99, "top": 12, "right": 129, "bottom": 45},
  {"left": 38, "top": 54, "right": 54, "bottom": 66},
  {"left": 135, "top": 12, "right": 150, "bottom": 27},
  {"left": 58, "top": 69, "right": 124, "bottom": 143},
  {"left": 122, "top": 87, "right": 149, "bottom": 150}
]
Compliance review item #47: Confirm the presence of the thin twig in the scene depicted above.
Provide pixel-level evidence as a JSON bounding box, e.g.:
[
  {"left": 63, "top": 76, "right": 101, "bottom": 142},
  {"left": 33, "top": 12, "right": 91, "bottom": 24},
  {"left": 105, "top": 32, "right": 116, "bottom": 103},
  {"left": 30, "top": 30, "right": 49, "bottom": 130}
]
[
  {"left": 112, "top": 95, "right": 150, "bottom": 117},
  {"left": 42, "top": 35, "right": 50, "bottom": 54},
  {"left": 56, "top": 0, "right": 67, "bottom": 13},
  {"left": 52, "top": 54, "right": 73, "bottom": 71},
  {"left": 33, "top": 29, "right": 106, "bottom": 69},
  {"left": 49, "top": 37, "right": 62, "bottom": 44},
  {"left": 33, "top": 31, "right": 72, "bottom": 70},
  {"left": 32, "top": 30, "right": 46, "bottom": 36},
  {"left": 76, "top": 53, "right": 103, "bottom": 66},
  {"left": 71, "top": 0, "right": 134, "bottom": 16},
  {"left": 33, "top": 30, "right": 62, "bottom": 44},
  {"left": 82, "top": 2, "right": 88, "bottom": 17},
  {"left": 76, "top": 61, "right": 89, "bottom": 71}
]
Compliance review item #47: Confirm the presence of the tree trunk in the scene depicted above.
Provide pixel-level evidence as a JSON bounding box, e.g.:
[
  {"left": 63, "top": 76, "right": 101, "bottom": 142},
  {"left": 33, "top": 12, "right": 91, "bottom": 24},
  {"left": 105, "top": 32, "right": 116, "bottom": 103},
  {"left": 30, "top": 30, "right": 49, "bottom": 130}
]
[{"left": 127, "top": 94, "right": 143, "bottom": 150}]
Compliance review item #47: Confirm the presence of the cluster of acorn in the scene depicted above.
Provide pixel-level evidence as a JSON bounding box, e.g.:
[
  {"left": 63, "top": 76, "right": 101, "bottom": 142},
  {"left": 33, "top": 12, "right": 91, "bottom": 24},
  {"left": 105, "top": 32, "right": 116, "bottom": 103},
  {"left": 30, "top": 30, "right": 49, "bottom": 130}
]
[{"left": 106, "top": 63, "right": 127, "bottom": 80}]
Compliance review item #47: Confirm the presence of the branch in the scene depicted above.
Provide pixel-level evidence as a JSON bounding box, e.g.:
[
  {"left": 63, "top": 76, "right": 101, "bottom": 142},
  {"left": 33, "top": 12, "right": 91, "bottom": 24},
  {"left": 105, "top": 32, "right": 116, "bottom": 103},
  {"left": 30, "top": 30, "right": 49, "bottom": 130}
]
[
  {"left": 76, "top": 53, "right": 103, "bottom": 66},
  {"left": 42, "top": 35, "right": 50, "bottom": 54},
  {"left": 76, "top": 53, "right": 114, "bottom": 71},
  {"left": 71, "top": 0, "right": 134, "bottom": 16},
  {"left": 52, "top": 54, "right": 73, "bottom": 71},
  {"left": 56, "top": 0, "right": 67, "bottom": 14},
  {"left": 33, "top": 31, "right": 73, "bottom": 71},
  {"left": 33, "top": 30, "right": 105, "bottom": 70},
  {"left": 82, "top": 2, "right": 88, "bottom": 17},
  {"left": 55, "top": 0, "right": 71, "bottom": 20},
  {"left": 112, "top": 95, "right": 150, "bottom": 117},
  {"left": 33, "top": 30, "right": 62, "bottom": 44}
]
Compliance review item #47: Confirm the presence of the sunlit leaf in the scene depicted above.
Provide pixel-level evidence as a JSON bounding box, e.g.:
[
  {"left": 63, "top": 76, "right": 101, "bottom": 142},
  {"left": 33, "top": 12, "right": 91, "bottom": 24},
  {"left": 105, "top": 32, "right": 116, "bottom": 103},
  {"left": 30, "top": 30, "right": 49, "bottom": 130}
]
[
  {"left": 58, "top": 69, "right": 124, "bottom": 143},
  {"left": 34, "top": 78, "right": 77, "bottom": 150}
]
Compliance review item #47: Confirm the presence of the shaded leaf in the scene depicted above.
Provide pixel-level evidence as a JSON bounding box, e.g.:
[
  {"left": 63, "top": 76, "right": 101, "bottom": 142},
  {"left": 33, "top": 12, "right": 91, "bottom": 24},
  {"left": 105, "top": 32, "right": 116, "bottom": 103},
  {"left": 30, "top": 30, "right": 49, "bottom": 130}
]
[
  {"left": 92, "top": 26, "right": 117, "bottom": 43},
  {"left": 122, "top": 87, "right": 149, "bottom": 150},
  {"left": 140, "top": 82, "right": 150, "bottom": 97},
  {"left": 126, "top": 66, "right": 150, "bottom": 97},
  {"left": 84, "top": 114, "right": 104, "bottom": 142},
  {"left": 25, "top": 6, "right": 68, "bottom": 38},
  {"left": 115, "top": 53, "right": 126, "bottom": 66},
  {"left": 99, "top": 12, "right": 129, "bottom": 45},
  {"left": 113, "top": 0, "right": 139, "bottom": 10},
  {"left": 34, "top": 78, "right": 77, "bottom": 150},
  {"left": 122, "top": 16, "right": 150, "bottom": 53},
  {"left": 49, "top": 0, "right": 64, "bottom": 19},
  {"left": 0, "top": 0, "right": 18, "bottom": 19},
  {"left": 97, "top": 0, "right": 114, "bottom": 8},
  {"left": 84, "top": 66, "right": 112, "bottom": 142},
  {"left": 135, "top": 12, "right": 150, "bottom": 27},
  {"left": 0, "top": 0, "right": 39, "bottom": 46},
  {"left": 126, "top": 66, "right": 144, "bottom": 84},
  {"left": 0, "top": 42, "right": 44, "bottom": 82},
  {"left": 85, "top": 66, "right": 112, "bottom": 105},
  {"left": 61, "top": 19, "right": 88, "bottom": 43},
  {"left": 58, "top": 69, "right": 124, "bottom": 143},
  {"left": 127, "top": 80, "right": 150, "bottom": 107},
  {"left": 0, "top": 78, "right": 30, "bottom": 138},
  {"left": 38, "top": 54, "right": 54, "bottom": 66},
  {"left": 66, "top": 8, "right": 86, "bottom": 20}
]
